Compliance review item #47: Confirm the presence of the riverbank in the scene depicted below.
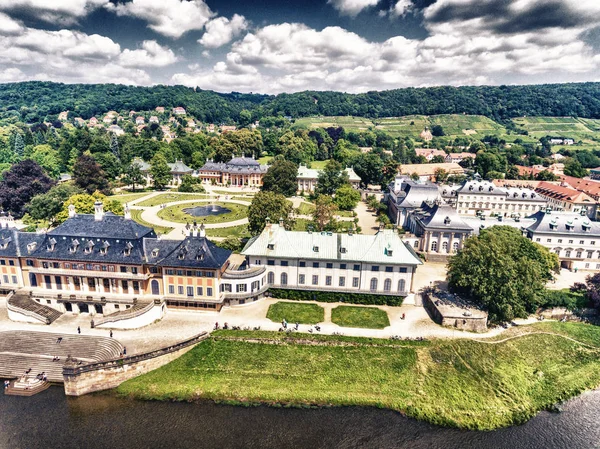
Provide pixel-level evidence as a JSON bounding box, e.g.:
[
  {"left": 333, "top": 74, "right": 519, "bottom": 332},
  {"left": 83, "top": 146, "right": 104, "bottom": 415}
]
[{"left": 116, "top": 321, "right": 600, "bottom": 430}]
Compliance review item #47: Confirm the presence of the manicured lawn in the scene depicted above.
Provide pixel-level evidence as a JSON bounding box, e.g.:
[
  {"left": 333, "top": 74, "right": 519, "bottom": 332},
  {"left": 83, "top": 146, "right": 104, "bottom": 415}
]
[
  {"left": 129, "top": 209, "right": 173, "bottom": 235},
  {"left": 331, "top": 306, "right": 390, "bottom": 329},
  {"left": 266, "top": 301, "right": 325, "bottom": 325},
  {"left": 293, "top": 218, "right": 312, "bottom": 231},
  {"left": 108, "top": 192, "right": 151, "bottom": 204},
  {"left": 205, "top": 224, "right": 250, "bottom": 239},
  {"left": 296, "top": 202, "right": 315, "bottom": 215},
  {"left": 117, "top": 322, "right": 600, "bottom": 430},
  {"left": 157, "top": 201, "right": 248, "bottom": 224},
  {"left": 137, "top": 193, "right": 209, "bottom": 207},
  {"left": 257, "top": 156, "right": 273, "bottom": 165}
]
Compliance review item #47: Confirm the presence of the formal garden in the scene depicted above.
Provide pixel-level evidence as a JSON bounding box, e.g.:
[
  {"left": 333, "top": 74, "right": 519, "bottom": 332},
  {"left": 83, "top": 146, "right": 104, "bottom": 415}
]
[{"left": 157, "top": 201, "right": 249, "bottom": 225}]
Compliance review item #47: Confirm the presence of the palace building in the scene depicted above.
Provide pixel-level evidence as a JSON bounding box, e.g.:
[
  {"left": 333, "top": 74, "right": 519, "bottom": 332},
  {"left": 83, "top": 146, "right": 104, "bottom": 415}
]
[{"left": 197, "top": 157, "right": 268, "bottom": 186}]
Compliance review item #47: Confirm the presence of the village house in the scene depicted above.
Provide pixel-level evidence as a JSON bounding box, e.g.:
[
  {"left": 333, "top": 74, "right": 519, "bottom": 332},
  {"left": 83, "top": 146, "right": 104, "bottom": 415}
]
[
  {"left": 296, "top": 165, "right": 361, "bottom": 193},
  {"left": 445, "top": 152, "right": 476, "bottom": 164},
  {"left": 415, "top": 148, "right": 447, "bottom": 162},
  {"left": 197, "top": 157, "right": 268, "bottom": 187},
  {"left": 149, "top": 116, "right": 159, "bottom": 124},
  {"left": 155, "top": 107, "right": 165, "bottom": 113},
  {"left": 398, "top": 162, "right": 464, "bottom": 181},
  {"left": 172, "top": 107, "right": 186, "bottom": 115}
]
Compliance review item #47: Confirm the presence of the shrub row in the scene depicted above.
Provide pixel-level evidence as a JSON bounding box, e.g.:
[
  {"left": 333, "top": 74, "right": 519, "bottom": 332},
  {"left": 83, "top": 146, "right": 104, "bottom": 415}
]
[
  {"left": 541, "top": 289, "right": 589, "bottom": 310},
  {"left": 268, "top": 288, "right": 404, "bottom": 306}
]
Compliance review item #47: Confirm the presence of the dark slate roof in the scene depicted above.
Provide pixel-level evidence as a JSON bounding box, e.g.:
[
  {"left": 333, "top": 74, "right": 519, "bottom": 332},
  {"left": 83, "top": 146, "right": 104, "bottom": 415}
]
[
  {"left": 526, "top": 210, "right": 600, "bottom": 236},
  {"left": 228, "top": 157, "right": 259, "bottom": 166},
  {"left": 144, "top": 235, "right": 231, "bottom": 269},
  {"left": 0, "top": 229, "right": 19, "bottom": 257},
  {"left": 198, "top": 157, "right": 268, "bottom": 175},
  {"left": 456, "top": 180, "right": 506, "bottom": 196},
  {"left": 168, "top": 160, "right": 193, "bottom": 174},
  {"left": 26, "top": 234, "right": 147, "bottom": 264},
  {"left": 16, "top": 232, "right": 47, "bottom": 258},
  {"left": 49, "top": 213, "right": 155, "bottom": 240},
  {"left": 198, "top": 161, "right": 226, "bottom": 172},
  {"left": 414, "top": 203, "right": 473, "bottom": 231},
  {"left": 390, "top": 179, "right": 441, "bottom": 208}
]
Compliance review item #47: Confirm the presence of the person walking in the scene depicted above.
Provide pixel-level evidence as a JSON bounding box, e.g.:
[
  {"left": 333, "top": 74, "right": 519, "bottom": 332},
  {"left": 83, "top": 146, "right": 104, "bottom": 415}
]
[
  {"left": 77, "top": 326, "right": 81, "bottom": 334},
  {"left": 110, "top": 330, "right": 113, "bottom": 338}
]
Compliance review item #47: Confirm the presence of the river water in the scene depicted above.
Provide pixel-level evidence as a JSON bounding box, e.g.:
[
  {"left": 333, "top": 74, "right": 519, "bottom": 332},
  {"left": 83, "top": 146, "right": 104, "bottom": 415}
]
[{"left": 1, "top": 386, "right": 599, "bottom": 449}]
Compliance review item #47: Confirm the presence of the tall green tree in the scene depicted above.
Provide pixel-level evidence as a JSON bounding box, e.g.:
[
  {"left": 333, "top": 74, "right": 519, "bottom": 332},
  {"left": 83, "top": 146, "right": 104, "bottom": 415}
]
[
  {"left": 262, "top": 158, "right": 298, "bottom": 197},
  {"left": 248, "top": 191, "right": 295, "bottom": 235},
  {"left": 150, "top": 153, "right": 172, "bottom": 190},
  {"left": 564, "top": 159, "right": 588, "bottom": 178},
  {"left": 334, "top": 185, "right": 360, "bottom": 211},
  {"left": 316, "top": 159, "right": 349, "bottom": 196},
  {"left": 12, "top": 132, "right": 24, "bottom": 157},
  {"left": 110, "top": 133, "right": 120, "bottom": 160},
  {"left": 123, "top": 163, "right": 146, "bottom": 192},
  {"left": 26, "top": 183, "right": 82, "bottom": 223},
  {"left": 55, "top": 193, "right": 123, "bottom": 223},
  {"left": 73, "top": 153, "right": 110, "bottom": 194},
  {"left": 0, "top": 160, "right": 55, "bottom": 218},
  {"left": 312, "top": 194, "right": 338, "bottom": 231},
  {"left": 447, "top": 226, "right": 559, "bottom": 322}
]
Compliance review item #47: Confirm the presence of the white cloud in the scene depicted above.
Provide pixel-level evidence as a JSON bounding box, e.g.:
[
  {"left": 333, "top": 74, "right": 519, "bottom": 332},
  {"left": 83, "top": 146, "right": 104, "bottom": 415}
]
[
  {"left": 390, "top": 0, "right": 413, "bottom": 17},
  {"left": 0, "top": 67, "right": 28, "bottom": 82},
  {"left": 199, "top": 14, "right": 248, "bottom": 48},
  {"left": 0, "top": 12, "right": 23, "bottom": 35},
  {"left": 0, "top": 0, "right": 109, "bottom": 25},
  {"left": 110, "top": 0, "right": 214, "bottom": 39},
  {"left": 328, "top": 0, "right": 380, "bottom": 17},
  {"left": 119, "top": 40, "right": 178, "bottom": 67}
]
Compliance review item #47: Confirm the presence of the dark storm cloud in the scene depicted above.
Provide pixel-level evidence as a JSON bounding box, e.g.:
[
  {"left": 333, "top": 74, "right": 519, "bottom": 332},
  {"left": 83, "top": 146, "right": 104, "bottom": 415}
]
[{"left": 426, "top": 0, "right": 595, "bottom": 34}]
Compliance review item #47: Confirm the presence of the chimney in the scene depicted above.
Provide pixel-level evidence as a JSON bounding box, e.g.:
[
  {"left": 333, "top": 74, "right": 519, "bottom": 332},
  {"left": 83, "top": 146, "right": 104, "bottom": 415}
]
[
  {"left": 199, "top": 223, "right": 206, "bottom": 238},
  {"left": 94, "top": 200, "right": 104, "bottom": 221},
  {"left": 124, "top": 203, "right": 131, "bottom": 220},
  {"left": 68, "top": 204, "right": 76, "bottom": 218}
]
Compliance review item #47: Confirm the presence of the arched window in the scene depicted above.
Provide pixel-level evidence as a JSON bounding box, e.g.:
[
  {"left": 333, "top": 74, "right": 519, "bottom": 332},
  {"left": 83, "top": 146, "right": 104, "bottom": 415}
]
[
  {"left": 431, "top": 241, "right": 438, "bottom": 252},
  {"left": 267, "top": 271, "right": 274, "bottom": 284},
  {"left": 398, "top": 279, "right": 406, "bottom": 292},
  {"left": 151, "top": 279, "right": 160, "bottom": 295},
  {"left": 280, "top": 272, "right": 288, "bottom": 286},
  {"left": 442, "top": 241, "right": 448, "bottom": 252},
  {"left": 370, "top": 278, "right": 378, "bottom": 291},
  {"left": 452, "top": 242, "right": 459, "bottom": 253},
  {"left": 383, "top": 278, "right": 391, "bottom": 292}
]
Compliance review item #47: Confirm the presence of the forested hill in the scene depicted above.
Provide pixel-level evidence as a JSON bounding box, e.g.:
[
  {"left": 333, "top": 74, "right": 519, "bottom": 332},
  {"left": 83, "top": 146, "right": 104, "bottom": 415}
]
[{"left": 2, "top": 81, "right": 600, "bottom": 124}]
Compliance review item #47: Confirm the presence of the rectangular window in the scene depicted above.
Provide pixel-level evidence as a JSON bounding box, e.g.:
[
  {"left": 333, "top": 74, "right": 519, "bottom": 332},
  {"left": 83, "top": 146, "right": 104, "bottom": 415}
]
[
  {"left": 280, "top": 261, "right": 288, "bottom": 267},
  {"left": 399, "top": 267, "right": 408, "bottom": 273},
  {"left": 42, "top": 262, "right": 49, "bottom": 269},
  {"left": 236, "top": 284, "right": 247, "bottom": 293},
  {"left": 11, "top": 275, "right": 16, "bottom": 284},
  {"left": 102, "top": 265, "right": 107, "bottom": 271},
  {"left": 65, "top": 263, "right": 70, "bottom": 269},
  {"left": 121, "top": 280, "right": 128, "bottom": 291},
  {"left": 0, "top": 260, "right": 5, "bottom": 266},
  {"left": 166, "top": 269, "right": 174, "bottom": 275},
  {"left": 299, "top": 261, "right": 306, "bottom": 267},
  {"left": 547, "top": 239, "right": 551, "bottom": 243},
  {"left": 197, "top": 286, "right": 203, "bottom": 296},
  {"left": 371, "top": 266, "right": 379, "bottom": 272},
  {"left": 313, "top": 262, "right": 319, "bottom": 268},
  {"left": 187, "top": 286, "right": 194, "bottom": 297},
  {"left": 580, "top": 240, "right": 585, "bottom": 245},
  {"left": 267, "top": 260, "right": 275, "bottom": 266},
  {"left": 326, "top": 276, "right": 332, "bottom": 286},
  {"left": 558, "top": 239, "right": 563, "bottom": 244},
  {"left": 299, "top": 274, "right": 305, "bottom": 284},
  {"left": 178, "top": 285, "right": 184, "bottom": 295},
  {"left": 168, "top": 285, "right": 174, "bottom": 294},
  {"left": 196, "top": 271, "right": 202, "bottom": 277},
  {"left": 26, "top": 259, "right": 34, "bottom": 267},
  {"left": 326, "top": 263, "right": 333, "bottom": 269},
  {"left": 120, "top": 266, "right": 127, "bottom": 273},
  {"left": 186, "top": 270, "right": 193, "bottom": 277},
  {"left": 8, "top": 260, "right": 14, "bottom": 266},
  {"left": 207, "top": 287, "right": 213, "bottom": 296},
  {"left": 53, "top": 262, "right": 60, "bottom": 269},
  {"left": 339, "top": 277, "right": 345, "bottom": 287},
  {"left": 340, "top": 263, "right": 346, "bottom": 270},
  {"left": 177, "top": 270, "right": 183, "bottom": 276},
  {"left": 353, "top": 264, "right": 360, "bottom": 271},
  {"left": 385, "top": 266, "right": 394, "bottom": 273},
  {"left": 352, "top": 277, "right": 359, "bottom": 288},
  {"left": 312, "top": 275, "right": 318, "bottom": 285}
]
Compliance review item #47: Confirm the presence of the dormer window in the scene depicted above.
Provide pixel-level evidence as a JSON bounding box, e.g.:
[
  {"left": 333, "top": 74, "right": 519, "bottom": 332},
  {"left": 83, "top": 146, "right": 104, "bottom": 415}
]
[
  {"left": 340, "top": 247, "right": 347, "bottom": 253},
  {"left": 47, "top": 237, "right": 57, "bottom": 252},
  {"left": 267, "top": 243, "right": 275, "bottom": 250},
  {"left": 123, "top": 241, "right": 133, "bottom": 256},
  {"left": 70, "top": 239, "right": 79, "bottom": 253},
  {"left": 444, "top": 216, "right": 451, "bottom": 225},
  {"left": 489, "top": 186, "right": 493, "bottom": 192},
  {"left": 0, "top": 237, "right": 11, "bottom": 250},
  {"left": 313, "top": 246, "right": 319, "bottom": 252},
  {"left": 84, "top": 240, "right": 94, "bottom": 254},
  {"left": 151, "top": 249, "right": 159, "bottom": 258},
  {"left": 479, "top": 186, "right": 483, "bottom": 192},
  {"left": 386, "top": 249, "right": 393, "bottom": 256},
  {"left": 195, "top": 252, "right": 204, "bottom": 261},
  {"left": 100, "top": 241, "right": 110, "bottom": 255},
  {"left": 583, "top": 222, "right": 591, "bottom": 231},
  {"left": 27, "top": 242, "right": 37, "bottom": 252},
  {"left": 468, "top": 185, "right": 473, "bottom": 191}
]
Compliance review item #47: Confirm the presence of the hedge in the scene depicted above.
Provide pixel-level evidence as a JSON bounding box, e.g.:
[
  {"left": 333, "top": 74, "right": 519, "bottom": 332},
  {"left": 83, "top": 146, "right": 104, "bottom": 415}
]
[
  {"left": 268, "top": 288, "right": 404, "bottom": 306},
  {"left": 541, "top": 289, "right": 589, "bottom": 310}
]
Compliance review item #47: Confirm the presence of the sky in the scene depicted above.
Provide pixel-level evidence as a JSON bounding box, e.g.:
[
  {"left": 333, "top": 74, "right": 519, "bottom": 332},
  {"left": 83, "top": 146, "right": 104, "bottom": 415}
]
[{"left": 0, "top": 0, "right": 600, "bottom": 94}]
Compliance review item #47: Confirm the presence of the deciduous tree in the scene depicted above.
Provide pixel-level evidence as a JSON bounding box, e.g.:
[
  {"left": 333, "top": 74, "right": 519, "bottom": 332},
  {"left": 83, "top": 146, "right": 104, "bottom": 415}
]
[
  {"left": 262, "top": 157, "right": 298, "bottom": 197},
  {"left": 150, "top": 153, "right": 172, "bottom": 190},
  {"left": 73, "top": 153, "right": 110, "bottom": 194},
  {"left": 0, "top": 160, "right": 55, "bottom": 218},
  {"left": 248, "top": 191, "right": 295, "bottom": 235}
]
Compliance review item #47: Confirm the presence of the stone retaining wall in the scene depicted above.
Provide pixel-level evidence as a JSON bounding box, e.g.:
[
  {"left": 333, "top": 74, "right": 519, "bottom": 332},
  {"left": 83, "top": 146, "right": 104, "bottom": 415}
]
[
  {"left": 422, "top": 292, "right": 488, "bottom": 332},
  {"left": 63, "top": 332, "right": 209, "bottom": 396}
]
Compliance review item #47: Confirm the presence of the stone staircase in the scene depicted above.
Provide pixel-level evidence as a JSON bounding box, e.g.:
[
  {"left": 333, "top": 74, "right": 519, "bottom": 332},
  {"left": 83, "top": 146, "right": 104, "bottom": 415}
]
[
  {"left": 93, "top": 300, "right": 154, "bottom": 327},
  {"left": 5, "top": 377, "right": 51, "bottom": 396},
  {"left": 0, "top": 331, "right": 124, "bottom": 382},
  {"left": 7, "top": 292, "right": 63, "bottom": 324}
]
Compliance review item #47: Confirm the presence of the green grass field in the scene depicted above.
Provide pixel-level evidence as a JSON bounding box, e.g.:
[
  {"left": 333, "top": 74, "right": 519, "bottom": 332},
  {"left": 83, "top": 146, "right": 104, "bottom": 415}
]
[
  {"left": 205, "top": 224, "right": 250, "bottom": 239},
  {"left": 296, "top": 202, "right": 315, "bottom": 215},
  {"left": 331, "top": 306, "right": 390, "bottom": 329},
  {"left": 108, "top": 192, "right": 152, "bottom": 204},
  {"left": 266, "top": 301, "right": 325, "bottom": 325},
  {"left": 512, "top": 117, "right": 600, "bottom": 148},
  {"left": 136, "top": 193, "right": 209, "bottom": 207},
  {"left": 117, "top": 321, "right": 600, "bottom": 430},
  {"left": 157, "top": 201, "right": 248, "bottom": 224},
  {"left": 129, "top": 209, "right": 173, "bottom": 235}
]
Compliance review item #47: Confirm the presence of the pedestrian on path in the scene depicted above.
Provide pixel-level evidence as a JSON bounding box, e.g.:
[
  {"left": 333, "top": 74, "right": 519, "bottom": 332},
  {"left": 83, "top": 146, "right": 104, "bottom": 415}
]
[
  {"left": 77, "top": 326, "right": 81, "bottom": 334},
  {"left": 123, "top": 346, "right": 127, "bottom": 355},
  {"left": 110, "top": 330, "right": 113, "bottom": 338}
]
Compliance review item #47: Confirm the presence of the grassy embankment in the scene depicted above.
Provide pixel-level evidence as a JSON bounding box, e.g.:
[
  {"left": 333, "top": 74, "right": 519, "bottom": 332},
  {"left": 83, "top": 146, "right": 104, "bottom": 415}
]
[
  {"left": 266, "top": 301, "right": 324, "bottom": 324},
  {"left": 129, "top": 209, "right": 173, "bottom": 235},
  {"left": 331, "top": 306, "right": 390, "bottom": 329},
  {"left": 157, "top": 202, "right": 248, "bottom": 225},
  {"left": 116, "top": 321, "right": 600, "bottom": 430}
]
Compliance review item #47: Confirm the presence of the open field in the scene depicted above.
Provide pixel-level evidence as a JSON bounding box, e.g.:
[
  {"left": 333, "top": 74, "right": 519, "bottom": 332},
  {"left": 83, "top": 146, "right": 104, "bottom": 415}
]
[
  {"left": 157, "top": 201, "right": 248, "bottom": 224},
  {"left": 136, "top": 193, "right": 209, "bottom": 207},
  {"left": 266, "top": 301, "right": 325, "bottom": 325},
  {"left": 331, "top": 306, "right": 390, "bottom": 329},
  {"left": 129, "top": 209, "right": 173, "bottom": 235},
  {"left": 512, "top": 117, "right": 600, "bottom": 148},
  {"left": 117, "top": 321, "right": 600, "bottom": 430}
]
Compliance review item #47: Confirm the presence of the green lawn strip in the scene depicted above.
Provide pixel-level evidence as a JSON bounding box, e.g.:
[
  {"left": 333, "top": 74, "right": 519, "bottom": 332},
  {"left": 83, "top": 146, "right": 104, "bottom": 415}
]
[
  {"left": 137, "top": 193, "right": 209, "bottom": 207},
  {"left": 205, "top": 224, "right": 250, "bottom": 239},
  {"left": 108, "top": 192, "right": 152, "bottom": 204},
  {"left": 157, "top": 201, "right": 248, "bottom": 224},
  {"left": 129, "top": 209, "right": 173, "bottom": 235},
  {"left": 266, "top": 301, "right": 325, "bottom": 325},
  {"left": 293, "top": 218, "right": 311, "bottom": 231},
  {"left": 336, "top": 210, "right": 354, "bottom": 218},
  {"left": 116, "top": 322, "right": 600, "bottom": 430},
  {"left": 296, "top": 202, "right": 315, "bottom": 215},
  {"left": 331, "top": 305, "right": 390, "bottom": 329}
]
